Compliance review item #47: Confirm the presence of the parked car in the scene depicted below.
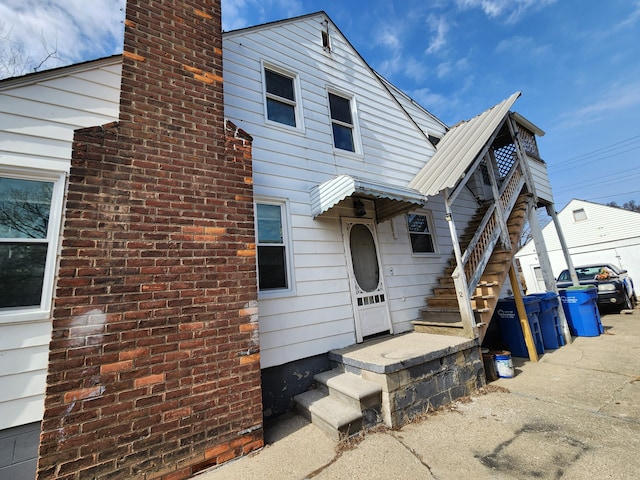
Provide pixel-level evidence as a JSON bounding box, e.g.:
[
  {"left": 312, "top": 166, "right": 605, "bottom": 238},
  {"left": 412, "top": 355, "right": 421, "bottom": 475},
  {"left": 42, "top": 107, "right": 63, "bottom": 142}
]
[{"left": 556, "top": 264, "right": 636, "bottom": 312}]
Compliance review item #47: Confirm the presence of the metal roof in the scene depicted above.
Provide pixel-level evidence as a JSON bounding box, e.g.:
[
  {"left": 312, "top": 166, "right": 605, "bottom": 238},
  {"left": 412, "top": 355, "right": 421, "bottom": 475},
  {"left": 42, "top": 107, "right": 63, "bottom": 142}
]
[
  {"left": 310, "top": 174, "right": 428, "bottom": 223},
  {"left": 408, "top": 92, "right": 521, "bottom": 197}
]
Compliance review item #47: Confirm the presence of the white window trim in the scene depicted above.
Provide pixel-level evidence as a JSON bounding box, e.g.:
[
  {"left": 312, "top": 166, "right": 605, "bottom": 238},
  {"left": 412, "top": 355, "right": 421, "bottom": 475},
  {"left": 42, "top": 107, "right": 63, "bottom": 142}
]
[
  {"left": 0, "top": 166, "right": 66, "bottom": 324},
  {"left": 261, "top": 60, "right": 305, "bottom": 133},
  {"left": 572, "top": 208, "right": 587, "bottom": 222},
  {"left": 407, "top": 210, "right": 438, "bottom": 256},
  {"left": 254, "top": 196, "right": 296, "bottom": 299},
  {"left": 326, "top": 87, "right": 363, "bottom": 157}
]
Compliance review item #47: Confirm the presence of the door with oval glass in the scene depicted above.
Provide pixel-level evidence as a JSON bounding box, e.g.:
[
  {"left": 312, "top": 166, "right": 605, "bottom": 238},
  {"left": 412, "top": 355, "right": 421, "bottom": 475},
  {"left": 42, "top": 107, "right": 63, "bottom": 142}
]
[{"left": 342, "top": 218, "right": 393, "bottom": 342}]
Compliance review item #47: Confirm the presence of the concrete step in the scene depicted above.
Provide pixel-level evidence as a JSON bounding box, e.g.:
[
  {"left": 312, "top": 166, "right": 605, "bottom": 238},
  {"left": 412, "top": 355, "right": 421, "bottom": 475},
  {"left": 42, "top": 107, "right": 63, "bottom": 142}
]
[
  {"left": 294, "top": 389, "right": 363, "bottom": 440},
  {"left": 314, "top": 369, "right": 382, "bottom": 413}
]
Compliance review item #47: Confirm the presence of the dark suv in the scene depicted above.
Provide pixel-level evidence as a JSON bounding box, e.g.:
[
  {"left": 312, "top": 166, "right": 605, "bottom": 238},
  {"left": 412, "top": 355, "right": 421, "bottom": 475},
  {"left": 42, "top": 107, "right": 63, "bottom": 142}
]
[{"left": 556, "top": 264, "right": 636, "bottom": 312}]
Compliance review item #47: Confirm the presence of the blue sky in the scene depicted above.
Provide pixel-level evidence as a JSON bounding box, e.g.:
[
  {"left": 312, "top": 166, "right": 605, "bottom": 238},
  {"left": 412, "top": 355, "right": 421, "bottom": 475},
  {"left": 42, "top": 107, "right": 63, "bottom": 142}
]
[{"left": 2, "top": 0, "right": 639, "bottom": 209}]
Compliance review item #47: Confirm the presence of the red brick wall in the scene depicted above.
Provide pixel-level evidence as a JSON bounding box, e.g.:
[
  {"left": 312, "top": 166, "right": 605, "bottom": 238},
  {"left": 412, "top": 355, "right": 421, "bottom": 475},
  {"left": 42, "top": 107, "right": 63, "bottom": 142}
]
[{"left": 36, "top": 1, "right": 263, "bottom": 478}]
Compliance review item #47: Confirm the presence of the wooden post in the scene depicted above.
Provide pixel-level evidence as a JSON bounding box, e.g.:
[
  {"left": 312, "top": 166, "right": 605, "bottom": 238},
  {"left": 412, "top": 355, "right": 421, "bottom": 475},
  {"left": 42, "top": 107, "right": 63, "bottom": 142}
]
[{"left": 509, "top": 264, "right": 539, "bottom": 362}]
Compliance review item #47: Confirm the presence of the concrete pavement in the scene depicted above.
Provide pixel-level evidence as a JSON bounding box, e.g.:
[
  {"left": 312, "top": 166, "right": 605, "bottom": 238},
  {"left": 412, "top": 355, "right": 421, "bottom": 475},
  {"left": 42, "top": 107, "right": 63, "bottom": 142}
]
[{"left": 193, "top": 308, "right": 640, "bottom": 479}]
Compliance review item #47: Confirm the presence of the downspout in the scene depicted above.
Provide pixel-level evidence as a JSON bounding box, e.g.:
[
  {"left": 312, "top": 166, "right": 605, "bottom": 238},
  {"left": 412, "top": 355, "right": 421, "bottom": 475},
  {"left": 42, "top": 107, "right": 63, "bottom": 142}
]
[{"left": 445, "top": 188, "right": 477, "bottom": 338}]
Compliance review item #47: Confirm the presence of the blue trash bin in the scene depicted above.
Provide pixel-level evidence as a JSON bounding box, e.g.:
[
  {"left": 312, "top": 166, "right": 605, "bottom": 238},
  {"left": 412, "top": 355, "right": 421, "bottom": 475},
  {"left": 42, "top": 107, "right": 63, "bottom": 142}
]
[
  {"left": 559, "top": 286, "right": 603, "bottom": 337},
  {"left": 493, "top": 296, "right": 545, "bottom": 358},
  {"left": 530, "top": 292, "right": 565, "bottom": 350}
]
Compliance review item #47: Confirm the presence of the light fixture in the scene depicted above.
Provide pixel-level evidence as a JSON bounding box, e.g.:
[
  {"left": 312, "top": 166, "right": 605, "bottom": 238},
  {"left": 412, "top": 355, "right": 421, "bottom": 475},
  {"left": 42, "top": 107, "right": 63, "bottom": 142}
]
[{"left": 353, "top": 198, "right": 366, "bottom": 217}]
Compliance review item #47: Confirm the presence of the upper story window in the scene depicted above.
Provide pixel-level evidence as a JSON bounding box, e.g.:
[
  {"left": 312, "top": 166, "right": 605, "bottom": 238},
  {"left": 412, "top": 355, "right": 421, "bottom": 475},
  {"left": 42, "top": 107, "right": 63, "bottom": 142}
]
[
  {"left": 256, "top": 200, "right": 292, "bottom": 292},
  {"left": 572, "top": 208, "right": 587, "bottom": 222},
  {"left": 264, "top": 66, "right": 298, "bottom": 128},
  {"left": 0, "top": 170, "right": 64, "bottom": 322},
  {"left": 328, "top": 92, "right": 356, "bottom": 152},
  {"left": 407, "top": 212, "right": 436, "bottom": 254}
]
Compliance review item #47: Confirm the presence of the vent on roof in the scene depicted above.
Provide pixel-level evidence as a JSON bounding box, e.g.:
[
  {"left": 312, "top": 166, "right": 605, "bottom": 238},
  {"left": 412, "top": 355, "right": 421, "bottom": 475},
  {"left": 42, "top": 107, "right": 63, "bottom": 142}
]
[
  {"left": 428, "top": 134, "right": 441, "bottom": 146},
  {"left": 322, "top": 20, "right": 331, "bottom": 51}
]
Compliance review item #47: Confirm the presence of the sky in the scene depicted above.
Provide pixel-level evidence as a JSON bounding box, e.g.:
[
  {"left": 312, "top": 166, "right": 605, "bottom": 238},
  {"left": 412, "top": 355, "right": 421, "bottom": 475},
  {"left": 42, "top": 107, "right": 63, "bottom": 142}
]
[{"left": 1, "top": 0, "right": 639, "bottom": 210}]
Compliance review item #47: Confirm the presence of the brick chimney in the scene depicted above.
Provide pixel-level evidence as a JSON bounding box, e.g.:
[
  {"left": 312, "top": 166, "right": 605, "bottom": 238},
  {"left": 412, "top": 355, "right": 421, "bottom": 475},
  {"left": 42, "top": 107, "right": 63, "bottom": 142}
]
[{"left": 36, "top": 1, "right": 262, "bottom": 479}]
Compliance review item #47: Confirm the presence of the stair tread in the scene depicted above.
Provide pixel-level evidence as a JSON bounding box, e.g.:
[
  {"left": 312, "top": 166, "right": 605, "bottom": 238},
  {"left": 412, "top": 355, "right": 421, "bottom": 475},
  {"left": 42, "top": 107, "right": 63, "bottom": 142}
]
[
  {"left": 315, "top": 369, "right": 381, "bottom": 400},
  {"left": 413, "top": 320, "right": 464, "bottom": 328},
  {"left": 294, "top": 390, "right": 362, "bottom": 429}
]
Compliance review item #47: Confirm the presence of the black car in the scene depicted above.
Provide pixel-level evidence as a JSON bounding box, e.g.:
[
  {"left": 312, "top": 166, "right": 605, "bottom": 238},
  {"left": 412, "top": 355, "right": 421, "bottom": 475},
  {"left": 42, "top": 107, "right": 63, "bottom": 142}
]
[{"left": 556, "top": 264, "right": 636, "bottom": 312}]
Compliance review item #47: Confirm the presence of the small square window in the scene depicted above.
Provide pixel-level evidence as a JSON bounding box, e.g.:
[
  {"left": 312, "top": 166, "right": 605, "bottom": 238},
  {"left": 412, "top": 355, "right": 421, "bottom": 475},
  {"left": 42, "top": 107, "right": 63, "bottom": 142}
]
[
  {"left": 572, "top": 208, "right": 587, "bottom": 222},
  {"left": 264, "top": 68, "right": 297, "bottom": 127},
  {"left": 407, "top": 213, "right": 436, "bottom": 254},
  {"left": 328, "top": 92, "right": 355, "bottom": 152}
]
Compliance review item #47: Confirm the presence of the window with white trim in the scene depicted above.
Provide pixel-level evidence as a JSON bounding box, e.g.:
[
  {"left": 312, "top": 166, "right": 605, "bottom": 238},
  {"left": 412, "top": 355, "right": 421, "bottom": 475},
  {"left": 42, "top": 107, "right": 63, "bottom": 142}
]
[
  {"left": 572, "top": 208, "right": 587, "bottom": 222},
  {"left": 0, "top": 170, "right": 64, "bottom": 321},
  {"left": 264, "top": 66, "right": 299, "bottom": 128},
  {"left": 407, "top": 212, "right": 436, "bottom": 254},
  {"left": 256, "top": 200, "right": 291, "bottom": 291},
  {"left": 328, "top": 92, "right": 356, "bottom": 152}
]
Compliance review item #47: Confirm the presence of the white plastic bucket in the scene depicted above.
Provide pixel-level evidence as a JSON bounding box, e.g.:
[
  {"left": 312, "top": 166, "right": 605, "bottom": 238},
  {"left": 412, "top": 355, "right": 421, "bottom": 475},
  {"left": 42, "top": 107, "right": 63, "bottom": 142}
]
[{"left": 494, "top": 351, "right": 514, "bottom": 378}]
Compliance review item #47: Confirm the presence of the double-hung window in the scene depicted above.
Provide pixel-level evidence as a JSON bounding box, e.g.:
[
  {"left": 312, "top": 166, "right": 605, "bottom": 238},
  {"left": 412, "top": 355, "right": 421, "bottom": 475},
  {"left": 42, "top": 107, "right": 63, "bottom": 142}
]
[
  {"left": 256, "top": 201, "right": 291, "bottom": 291},
  {"left": 407, "top": 213, "right": 436, "bottom": 254},
  {"left": 0, "top": 171, "right": 63, "bottom": 320},
  {"left": 264, "top": 67, "right": 298, "bottom": 127},
  {"left": 328, "top": 92, "right": 355, "bottom": 152}
]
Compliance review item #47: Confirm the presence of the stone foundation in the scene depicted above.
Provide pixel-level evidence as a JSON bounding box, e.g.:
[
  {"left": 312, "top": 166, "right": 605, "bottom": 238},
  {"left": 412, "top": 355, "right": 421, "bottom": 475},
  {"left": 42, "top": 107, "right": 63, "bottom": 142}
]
[{"left": 329, "top": 333, "right": 485, "bottom": 427}]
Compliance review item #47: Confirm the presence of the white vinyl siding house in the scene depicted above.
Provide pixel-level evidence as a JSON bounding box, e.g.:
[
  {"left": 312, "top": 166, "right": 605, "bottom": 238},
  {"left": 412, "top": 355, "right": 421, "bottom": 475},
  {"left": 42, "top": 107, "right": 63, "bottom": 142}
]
[
  {"left": 0, "top": 57, "right": 122, "bottom": 434},
  {"left": 223, "top": 14, "right": 455, "bottom": 368},
  {"left": 516, "top": 199, "right": 640, "bottom": 293}
]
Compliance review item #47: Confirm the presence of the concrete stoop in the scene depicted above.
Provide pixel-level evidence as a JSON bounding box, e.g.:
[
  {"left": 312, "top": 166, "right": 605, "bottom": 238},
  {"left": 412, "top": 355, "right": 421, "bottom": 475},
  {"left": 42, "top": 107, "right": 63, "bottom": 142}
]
[
  {"left": 296, "top": 333, "right": 486, "bottom": 437},
  {"left": 294, "top": 370, "right": 382, "bottom": 440}
]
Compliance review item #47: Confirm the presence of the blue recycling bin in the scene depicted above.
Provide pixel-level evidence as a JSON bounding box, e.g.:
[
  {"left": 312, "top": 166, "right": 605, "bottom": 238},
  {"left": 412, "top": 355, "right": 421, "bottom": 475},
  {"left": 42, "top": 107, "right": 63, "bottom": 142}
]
[
  {"left": 530, "top": 292, "right": 565, "bottom": 350},
  {"left": 559, "top": 286, "right": 603, "bottom": 337},
  {"left": 493, "top": 296, "right": 545, "bottom": 358}
]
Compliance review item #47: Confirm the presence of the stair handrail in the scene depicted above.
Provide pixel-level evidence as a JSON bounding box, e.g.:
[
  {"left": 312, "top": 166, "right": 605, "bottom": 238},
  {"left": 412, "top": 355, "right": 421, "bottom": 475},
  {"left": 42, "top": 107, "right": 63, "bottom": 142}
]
[{"left": 456, "top": 163, "right": 525, "bottom": 294}]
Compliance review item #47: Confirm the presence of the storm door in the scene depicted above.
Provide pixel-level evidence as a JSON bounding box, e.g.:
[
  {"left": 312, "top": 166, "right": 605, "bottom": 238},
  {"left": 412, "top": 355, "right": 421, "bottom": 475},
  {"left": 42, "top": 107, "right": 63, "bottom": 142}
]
[{"left": 342, "top": 218, "right": 392, "bottom": 342}]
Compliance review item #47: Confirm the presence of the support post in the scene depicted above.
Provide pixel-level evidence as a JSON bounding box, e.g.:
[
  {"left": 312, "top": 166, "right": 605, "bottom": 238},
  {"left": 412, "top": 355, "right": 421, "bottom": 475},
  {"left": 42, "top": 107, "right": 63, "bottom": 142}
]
[
  {"left": 528, "top": 205, "right": 572, "bottom": 344},
  {"left": 445, "top": 189, "right": 477, "bottom": 338},
  {"left": 509, "top": 264, "right": 539, "bottom": 362},
  {"left": 546, "top": 204, "right": 580, "bottom": 287}
]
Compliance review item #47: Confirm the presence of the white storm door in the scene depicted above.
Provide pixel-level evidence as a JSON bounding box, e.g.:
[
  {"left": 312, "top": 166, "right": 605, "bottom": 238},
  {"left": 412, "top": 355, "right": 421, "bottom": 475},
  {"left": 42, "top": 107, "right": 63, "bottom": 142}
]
[{"left": 342, "top": 218, "right": 393, "bottom": 343}]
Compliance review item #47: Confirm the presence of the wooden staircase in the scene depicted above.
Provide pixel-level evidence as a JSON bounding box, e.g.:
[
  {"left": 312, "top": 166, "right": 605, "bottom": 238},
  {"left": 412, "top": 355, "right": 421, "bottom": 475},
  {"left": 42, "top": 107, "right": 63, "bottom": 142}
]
[{"left": 414, "top": 191, "right": 531, "bottom": 342}]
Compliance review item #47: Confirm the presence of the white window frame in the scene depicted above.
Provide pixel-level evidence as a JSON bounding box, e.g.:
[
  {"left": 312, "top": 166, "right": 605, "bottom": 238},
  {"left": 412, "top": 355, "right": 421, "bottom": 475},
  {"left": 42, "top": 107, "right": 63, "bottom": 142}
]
[
  {"left": 0, "top": 166, "right": 66, "bottom": 324},
  {"left": 327, "top": 88, "right": 362, "bottom": 155},
  {"left": 261, "top": 61, "right": 304, "bottom": 132},
  {"left": 406, "top": 210, "right": 438, "bottom": 255},
  {"left": 254, "top": 197, "right": 295, "bottom": 298},
  {"left": 572, "top": 208, "right": 587, "bottom": 222}
]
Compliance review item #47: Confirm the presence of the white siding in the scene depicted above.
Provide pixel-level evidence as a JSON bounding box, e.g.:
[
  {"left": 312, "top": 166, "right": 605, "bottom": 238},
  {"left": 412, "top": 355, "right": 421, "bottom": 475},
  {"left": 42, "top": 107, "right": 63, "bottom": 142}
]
[
  {"left": 528, "top": 156, "right": 553, "bottom": 204},
  {"left": 224, "top": 15, "right": 465, "bottom": 368},
  {"left": 0, "top": 58, "right": 122, "bottom": 429},
  {"left": 517, "top": 200, "right": 640, "bottom": 293}
]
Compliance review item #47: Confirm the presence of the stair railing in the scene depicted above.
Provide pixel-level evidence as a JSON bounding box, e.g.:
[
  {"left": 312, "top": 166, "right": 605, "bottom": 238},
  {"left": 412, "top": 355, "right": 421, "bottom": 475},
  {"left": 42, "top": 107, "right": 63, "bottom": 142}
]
[{"left": 453, "top": 162, "right": 525, "bottom": 303}]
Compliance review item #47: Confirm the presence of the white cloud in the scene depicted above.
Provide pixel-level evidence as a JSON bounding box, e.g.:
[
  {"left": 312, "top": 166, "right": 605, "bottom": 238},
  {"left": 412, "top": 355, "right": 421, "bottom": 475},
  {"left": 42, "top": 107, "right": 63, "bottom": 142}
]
[
  {"left": 424, "top": 15, "right": 450, "bottom": 55},
  {"left": 221, "top": 0, "right": 304, "bottom": 31},
  {"left": 0, "top": 0, "right": 125, "bottom": 77},
  {"left": 455, "top": 0, "right": 557, "bottom": 23},
  {"left": 556, "top": 79, "right": 640, "bottom": 130}
]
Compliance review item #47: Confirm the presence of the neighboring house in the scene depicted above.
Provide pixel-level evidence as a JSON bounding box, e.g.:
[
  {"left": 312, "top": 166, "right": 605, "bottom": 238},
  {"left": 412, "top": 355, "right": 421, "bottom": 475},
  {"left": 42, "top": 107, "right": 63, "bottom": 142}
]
[
  {"left": 517, "top": 199, "right": 640, "bottom": 293},
  {"left": 0, "top": 8, "right": 557, "bottom": 479}
]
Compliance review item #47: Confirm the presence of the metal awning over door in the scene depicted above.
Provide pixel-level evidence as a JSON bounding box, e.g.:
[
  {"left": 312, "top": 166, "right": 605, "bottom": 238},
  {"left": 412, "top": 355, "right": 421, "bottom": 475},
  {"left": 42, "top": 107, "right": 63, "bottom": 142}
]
[{"left": 310, "top": 174, "right": 428, "bottom": 223}]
